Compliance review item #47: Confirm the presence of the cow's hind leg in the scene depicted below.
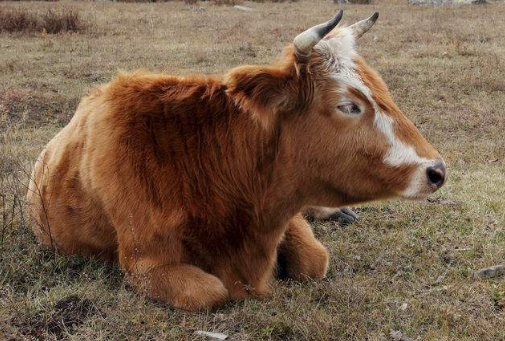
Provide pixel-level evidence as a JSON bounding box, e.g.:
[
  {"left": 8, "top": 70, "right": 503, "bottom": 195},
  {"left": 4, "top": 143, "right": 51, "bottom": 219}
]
[
  {"left": 277, "top": 214, "right": 329, "bottom": 281},
  {"left": 27, "top": 142, "right": 117, "bottom": 260},
  {"left": 127, "top": 259, "right": 229, "bottom": 311}
]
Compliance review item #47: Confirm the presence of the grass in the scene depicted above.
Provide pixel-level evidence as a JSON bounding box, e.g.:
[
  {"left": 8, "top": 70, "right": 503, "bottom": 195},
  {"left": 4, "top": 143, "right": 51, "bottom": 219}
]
[{"left": 1, "top": 0, "right": 505, "bottom": 340}]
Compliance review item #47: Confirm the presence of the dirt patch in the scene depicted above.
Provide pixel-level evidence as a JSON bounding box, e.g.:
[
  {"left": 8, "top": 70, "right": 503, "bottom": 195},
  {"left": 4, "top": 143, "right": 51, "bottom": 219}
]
[{"left": 17, "top": 295, "right": 103, "bottom": 340}]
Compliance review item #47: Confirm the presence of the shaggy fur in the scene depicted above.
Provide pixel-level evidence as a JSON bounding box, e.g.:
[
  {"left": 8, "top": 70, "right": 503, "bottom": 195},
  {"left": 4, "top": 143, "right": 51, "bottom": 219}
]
[{"left": 27, "top": 27, "right": 443, "bottom": 311}]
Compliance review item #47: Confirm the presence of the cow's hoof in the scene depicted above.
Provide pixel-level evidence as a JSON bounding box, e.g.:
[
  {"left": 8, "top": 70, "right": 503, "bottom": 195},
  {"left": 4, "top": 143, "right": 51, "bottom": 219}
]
[
  {"left": 328, "top": 207, "right": 359, "bottom": 225},
  {"left": 304, "top": 207, "right": 359, "bottom": 225}
]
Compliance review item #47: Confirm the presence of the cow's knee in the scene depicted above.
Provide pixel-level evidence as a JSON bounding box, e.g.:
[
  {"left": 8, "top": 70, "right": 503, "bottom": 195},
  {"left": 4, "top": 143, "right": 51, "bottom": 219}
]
[
  {"left": 278, "top": 216, "right": 329, "bottom": 281},
  {"left": 127, "top": 260, "right": 229, "bottom": 311},
  {"left": 170, "top": 270, "right": 229, "bottom": 311},
  {"left": 282, "top": 242, "right": 329, "bottom": 281}
]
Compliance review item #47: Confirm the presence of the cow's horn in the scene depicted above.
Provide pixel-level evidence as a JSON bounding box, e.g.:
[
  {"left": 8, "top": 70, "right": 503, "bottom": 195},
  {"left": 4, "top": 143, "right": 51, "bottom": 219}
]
[
  {"left": 293, "top": 10, "right": 343, "bottom": 58},
  {"left": 349, "top": 12, "right": 379, "bottom": 39}
]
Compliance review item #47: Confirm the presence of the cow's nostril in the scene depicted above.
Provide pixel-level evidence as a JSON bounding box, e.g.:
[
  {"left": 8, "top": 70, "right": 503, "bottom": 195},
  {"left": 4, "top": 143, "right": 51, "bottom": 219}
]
[{"left": 426, "top": 166, "right": 445, "bottom": 187}]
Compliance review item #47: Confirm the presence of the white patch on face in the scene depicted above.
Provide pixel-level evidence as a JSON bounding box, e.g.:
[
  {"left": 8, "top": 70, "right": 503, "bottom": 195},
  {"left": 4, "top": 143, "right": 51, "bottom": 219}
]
[
  {"left": 315, "top": 27, "right": 440, "bottom": 198},
  {"left": 373, "top": 112, "right": 430, "bottom": 167}
]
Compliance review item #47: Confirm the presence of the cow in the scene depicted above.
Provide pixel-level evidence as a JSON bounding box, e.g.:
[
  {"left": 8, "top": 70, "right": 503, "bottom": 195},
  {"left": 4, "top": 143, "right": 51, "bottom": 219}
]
[{"left": 27, "top": 10, "right": 447, "bottom": 311}]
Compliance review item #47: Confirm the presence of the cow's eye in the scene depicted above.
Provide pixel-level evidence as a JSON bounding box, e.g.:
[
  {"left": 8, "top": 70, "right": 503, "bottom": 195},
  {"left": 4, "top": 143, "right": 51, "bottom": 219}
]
[{"left": 337, "top": 102, "right": 361, "bottom": 116}]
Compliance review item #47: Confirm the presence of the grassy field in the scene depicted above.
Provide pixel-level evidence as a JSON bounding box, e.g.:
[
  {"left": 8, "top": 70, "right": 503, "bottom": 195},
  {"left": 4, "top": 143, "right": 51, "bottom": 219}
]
[{"left": 1, "top": 0, "right": 505, "bottom": 340}]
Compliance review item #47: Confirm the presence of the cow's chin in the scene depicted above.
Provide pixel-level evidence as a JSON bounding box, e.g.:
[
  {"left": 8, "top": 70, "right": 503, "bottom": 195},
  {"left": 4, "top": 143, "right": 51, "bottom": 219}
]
[{"left": 397, "top": 174, "right": 440, "bottom": 200}]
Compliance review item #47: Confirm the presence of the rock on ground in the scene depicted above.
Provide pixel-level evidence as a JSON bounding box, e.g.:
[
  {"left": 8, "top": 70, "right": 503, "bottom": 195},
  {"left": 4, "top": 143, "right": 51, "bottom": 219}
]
[
  {"left": 233, "top": 5, "right": 256, "bottom": 11},
  {"left": 475, "top": 264, "right": 505, "bottom": 279},
  {"left": 195, "top": 331, "right": 228, "bottom": 340}
]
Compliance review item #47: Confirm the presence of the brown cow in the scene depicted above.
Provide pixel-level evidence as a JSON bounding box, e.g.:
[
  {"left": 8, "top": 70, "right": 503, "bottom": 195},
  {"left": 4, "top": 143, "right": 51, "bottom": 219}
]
[{"left": 27, "top": 11, "right": 446, "bottom": 311}]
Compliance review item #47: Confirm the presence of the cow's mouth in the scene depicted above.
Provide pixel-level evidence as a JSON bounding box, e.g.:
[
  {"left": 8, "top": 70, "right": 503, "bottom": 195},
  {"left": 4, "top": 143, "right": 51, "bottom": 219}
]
[{"left": 400, "top": 160, "right": 447, "bottom": 200}]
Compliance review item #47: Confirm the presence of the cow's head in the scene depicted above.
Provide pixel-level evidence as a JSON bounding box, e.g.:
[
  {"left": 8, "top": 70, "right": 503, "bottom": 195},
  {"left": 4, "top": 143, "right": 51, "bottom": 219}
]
[{"left": 227, "top": 10, "right": 446, "bottom": 207}]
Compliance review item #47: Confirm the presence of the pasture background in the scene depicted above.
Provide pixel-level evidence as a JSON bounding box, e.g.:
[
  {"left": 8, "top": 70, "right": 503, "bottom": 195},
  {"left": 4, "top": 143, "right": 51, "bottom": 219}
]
[{"left": 1, "top": 0, "right": 505, "bottom": 340}]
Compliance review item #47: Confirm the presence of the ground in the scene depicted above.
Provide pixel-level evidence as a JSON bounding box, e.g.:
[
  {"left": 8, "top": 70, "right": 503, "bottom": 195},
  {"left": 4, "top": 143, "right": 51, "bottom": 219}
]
[{"left": 1, "top": 0, "right": 505, "bottom": 340}]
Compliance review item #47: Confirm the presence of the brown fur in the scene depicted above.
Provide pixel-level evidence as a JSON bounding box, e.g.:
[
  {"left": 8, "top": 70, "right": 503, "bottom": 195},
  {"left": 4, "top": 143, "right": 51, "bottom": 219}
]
[{"left": 27, "top": 39, "right": 442, "bottom": 310}]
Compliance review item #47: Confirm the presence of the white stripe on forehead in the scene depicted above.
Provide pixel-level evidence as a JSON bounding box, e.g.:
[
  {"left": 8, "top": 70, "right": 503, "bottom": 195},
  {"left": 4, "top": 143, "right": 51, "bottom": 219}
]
[{"left": 315, "top": 28, "right": 428, "bottom": 167}]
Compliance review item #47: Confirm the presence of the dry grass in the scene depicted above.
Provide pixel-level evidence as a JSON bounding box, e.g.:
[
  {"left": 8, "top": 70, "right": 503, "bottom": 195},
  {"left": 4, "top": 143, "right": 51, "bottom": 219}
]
[
  {"left": 1, "top": 0, "right": 505, "bottom": 340},
  {"left": 0, "top": 7, "right": 88, "bottom": 33}
]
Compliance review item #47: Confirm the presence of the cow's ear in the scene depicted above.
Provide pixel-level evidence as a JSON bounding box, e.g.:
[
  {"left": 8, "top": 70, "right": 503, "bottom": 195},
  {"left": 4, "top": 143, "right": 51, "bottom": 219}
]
[{"left": 226, "top": 65, "right": 297, "bottom": 128}]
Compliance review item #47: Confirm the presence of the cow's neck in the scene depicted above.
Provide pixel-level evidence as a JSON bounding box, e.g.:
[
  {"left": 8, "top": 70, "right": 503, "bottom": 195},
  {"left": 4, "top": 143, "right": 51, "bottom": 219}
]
[{"left": 228, "top": 111, "right": 304, "bottom": 234}]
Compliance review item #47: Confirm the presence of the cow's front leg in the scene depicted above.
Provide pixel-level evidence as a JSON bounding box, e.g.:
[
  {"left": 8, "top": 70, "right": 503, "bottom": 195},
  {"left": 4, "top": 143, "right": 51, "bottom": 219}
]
[
  {"left": 124, "top": 257, "right": 229, "bottom": 312},
  {"left": 277, "top": 214, "right": 329, "bottom": 281}
]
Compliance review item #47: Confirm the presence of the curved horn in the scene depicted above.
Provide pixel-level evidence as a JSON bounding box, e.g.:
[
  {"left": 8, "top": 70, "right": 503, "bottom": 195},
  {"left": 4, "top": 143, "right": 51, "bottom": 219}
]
[
  {"left": 293, "top": 10, "right": 343, "bottom": 57},
  {"left": 349, "top": 12, "right": 379, "bottom": 39}
]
